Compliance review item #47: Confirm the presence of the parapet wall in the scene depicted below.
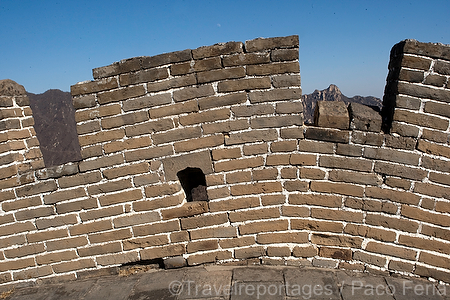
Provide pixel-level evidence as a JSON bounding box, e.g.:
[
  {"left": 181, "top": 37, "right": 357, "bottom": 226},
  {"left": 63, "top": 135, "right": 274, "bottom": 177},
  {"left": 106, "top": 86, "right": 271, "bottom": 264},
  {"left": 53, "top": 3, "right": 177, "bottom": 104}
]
[{"left": 0, "top": 36, "right": 449, "bottom": 287}]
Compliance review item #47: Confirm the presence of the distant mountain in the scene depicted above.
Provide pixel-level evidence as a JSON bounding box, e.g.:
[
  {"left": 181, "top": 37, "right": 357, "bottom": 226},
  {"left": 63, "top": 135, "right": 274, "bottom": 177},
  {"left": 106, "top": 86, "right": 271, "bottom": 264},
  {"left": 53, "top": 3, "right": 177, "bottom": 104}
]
[
  {"left": 27, "top": 89, "right": 81, "bottom": 167},
  {"left": 302, "top": 84, "right": 382, "bottom": 124}
]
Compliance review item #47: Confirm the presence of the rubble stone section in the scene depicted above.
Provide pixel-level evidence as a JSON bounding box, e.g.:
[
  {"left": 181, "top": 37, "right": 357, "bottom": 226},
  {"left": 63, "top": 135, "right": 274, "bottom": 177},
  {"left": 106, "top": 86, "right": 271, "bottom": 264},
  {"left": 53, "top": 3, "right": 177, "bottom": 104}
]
[{"left": 0, "top": 37, "right": 450, "bottom": 287}]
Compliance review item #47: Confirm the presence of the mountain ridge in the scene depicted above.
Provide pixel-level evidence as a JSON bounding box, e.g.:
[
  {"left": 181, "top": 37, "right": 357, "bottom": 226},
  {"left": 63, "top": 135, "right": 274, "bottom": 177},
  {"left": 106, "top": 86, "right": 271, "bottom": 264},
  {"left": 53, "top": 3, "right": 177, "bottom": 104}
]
[{"left": 301, "top": 84, "right": 382, "bottom": 124}]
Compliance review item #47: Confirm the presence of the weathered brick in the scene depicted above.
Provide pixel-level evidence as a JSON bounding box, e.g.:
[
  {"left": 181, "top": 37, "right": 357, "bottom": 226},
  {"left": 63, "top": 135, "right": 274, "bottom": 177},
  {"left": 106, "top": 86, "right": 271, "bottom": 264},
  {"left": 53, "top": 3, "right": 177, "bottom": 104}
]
[
  {"left": 75, "top": 103, "right": 122, "bottom": 123},
  {"left": 288, "top": 193, "right": 341, "bottom": 207},
  {"left": 0, "top": 257, "right": 36, "bottom": 272},
  {"left": 123, "top": 93, "right": 172, "bottom": 112},
  {"left": 283, "top": 180, "right": 309, "bottom": 192},
  {"left": 180, "top": 213, "right": 228, "bottom": 230},
  {"left": 414, "top": 182, "right": 450, "bottom": 199},
  {"left": 424, "top": 73, "right": 447, "bottom": 87},
  {"left": 365, "top": 214, "right": 419, "bottom": 233},
  {"left": 353, "top": 251, "right": 386, "bottom": 267},
  {"left": 202, "top": 119, "right": 249, "bottom": 135},
  {"left": 311, "top": 208, "right": 363, "bottom": 223},
  {"left": 78, "top": 242, "right": 123, "bottom": 257},
  {"left": 43, "top": 187, "right": 87, "bottom": 205},
  {"left": 297, "top": 140, "right": 334, "bottom": 154},
  {"left": 70, "top": 77, "right": 118, "bottom": 96},
  {"left": 384, "top": 177, "right": 411, "bottom": 190},
  {"left": 179, "top": 108, "right": 230, "bottom": 126},
  {"left": 192, "top": 41, "right": 242, "bottom": 59},
  {"left": 173, "top": 84, "right": 214, "bottom": 102},
  {"left": 329, "top": 170, "right": 381, "bottom": 186},
  {"left": 366, "top": 241, "right": 416, "bottom": 260},
  {"left": 187, "top": 239, "right": 218, "bottom": 253},
  {"left": 123, "top": 235, "right": 169, "bottom": 250},
  {"left": 280, "top": 167, "right": 297, "bottom": 179},
  {"left": 152, "top": 126, "right": 202, "bottom": 145},
  {"left": 133, "top": 194, "right": 183, "bottom": 212},
  {"left": 119, "top": 67, "right": 169, "bottom": 86},
  {"left": 249, "top": 88, "right": 302, "bottom": 103},
  {"left": 225, "top": 129, "right": 278, "bottom": 145},
  {"left": 234, "top": 246, "right": 266, "bottom": 259},
  {"left": 292, "top": 219, "right": 343, "bottom": 233},
  {"left": 131, "top": 220, "right": 179, "bottom": 238},
  {"left": 199, "top": 92, "right": 247, "bottom": 110},
  {"left": 141, "top": 49, "right": 192, "bottom": 68},
  {"left": 217, "top": 77, "right": 271, "bottom": 92},
  {"left": 399, "top": 68, "right": 424, "bottom": 82},
  {"left": 52, "top": 258, "right": 96, "bottom": 273},
  {"left": 402, "top": 204, "right": 450, "bottom": 227},
  {"left": 230, "top": 181, "right": 282, "bottom": 196},
  {"left": 140, "top": 244, "right": 185, "bottom": 260},
  {"left": 345, "top": 197, "right": 397, "bottom": 214},
  {"left": 101, "top": 111, "right": 149, "bottom": 130},
  {"left": 436, "top": 200, "right": 450, "bottom": 213},
  {"left": 4, "top": 243, "right": 45, "bottom": 259},
  {"left": 251, "top": 115, "right": 302, "bottom": 129},
  {"left": 46, "top": 236, "right": 88, "bottom": 251},
  {"left": 161, "top": 201, "right": 208, "bottom": 220},
  {"left": 219, "top": 236, "right": 255, "bottom": 249},
  {"left": 246, "top": 35, "right": 298, "bottom": 52},
  {"left": 225, "top": 171, "right": 251, "bottom": 184},
  {"left": 147, "top": 74, "right": 197, "bottom": 92},
  {"left": 126, "top": 119, "right": 174, "bottom": 137},
  {"left": 206, "top": 187, "right": 230, "bottom": 200},
  {"left": 422, "top": 128, "right": 448, "bottom": 143},
  {"left": 247, "top": 61, "right": 300, "bottom": 76},
  {"left": 124, "top": 145, "right": 173, "bottom": 162},
  {"left": 231, "top": 104, "right": 274, "bottom": 118},
  {"left": 374, "top": 161, "right": 426, "bottom": 181},
  {"left": 214, "top": 156, "right": 263, "bottom": 172},
  {"left": 238, "top": 219, "right": 288, "bottom": 235},
  {"left": 102, "top": 162, "right": 149, "bottom": 180},
  {"left": 253, "top": 168, "right": 278, "bottom": 181},
  {"left": 292, "top": 245, "right": 317, "bottom": 258},
  {"left": 310, "top": 181, "right": 364, "bottom": 197},
  {"left": 271, "top": 48, "right": 299, "bottom": 61},
  {"left": 144, "top": 183, "right": 181, "bottom": 198},
  {"left": 197, "top": 66, "right": 246, "bottom": 84},
  {"left": 15, "top": 206, "right": 55, "bottom": 221},
  {"left": 187, "top": 250, "right": 232, "bottom": 266},
  {"left": 421, "top": 224, "right": 450, "bottom": 242},
  {"left": 417, "top": 139, "right": 450, "bottom": 158},
  {"left": 393, "top": 108, "right": 448, "bottom": 130},
  {"left": 35, "top": 214, "right": 78, "bottom": 230},
  {"left": 344, "top": 224, "right": 396, "bottom": 242},
  {"left": 363, "top": 147, "right": 420, "bottom": 165},
  {"left": 113, "top": 211, "right": 161, "bottom": 228},
  {"left": 266, "top": 246, "right": 291, "bottom": 257},
  {"left": 299, "top": 168, "right": 325, "bottom": 180},
  {"left": 78, "top": 129, "right": 125, "bottom": 147},
  {"left": 89, "top": 228, "right": 132, "bottom": 244},
  {"left": 15, "top": 180, "right": 57, "bottom": 197},
  {"left": 352, "top": 131, "right": 384, "bottom": 146},
  {"left": 57, "top": 171, "right": 102, "bottom": 189},
  {"left": 229, "top": 207, "right": 280, "bottom": 223},
  {"left": 36, "top": 250, "right": 78, "bottom": 265},
  {"left": 2, "top": 196, "right": 41, "bottom": 212},
  {"left": 257, "top": 232, "right": 308, "bottom": 244},
  {"left": 97, "top": 85, "right": 146, "bottom": 105},
  {"left": 211, "top": 147, "right": 241, "bottom": 161},
  {"left": 398, "top": 234, "right": 449, "bottom": 255},
  {"left": 98, "top": 189, "right": 143, "bottom": 207},
  {"left": 209, "top": 196, "right": 259, "bottom": 212},
  {"left": 79, "top": 154, "right": 124, "bottom": 172},
  {"left": 306, "top": 128, "right": 349, "bottom": 144}
]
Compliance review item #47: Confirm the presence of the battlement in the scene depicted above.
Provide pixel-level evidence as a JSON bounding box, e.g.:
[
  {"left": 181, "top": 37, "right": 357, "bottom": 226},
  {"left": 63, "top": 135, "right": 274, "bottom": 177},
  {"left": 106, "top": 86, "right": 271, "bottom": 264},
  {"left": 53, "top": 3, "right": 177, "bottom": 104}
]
[{"left": 0, "top": 36, "right": 449, "bottom": 286}]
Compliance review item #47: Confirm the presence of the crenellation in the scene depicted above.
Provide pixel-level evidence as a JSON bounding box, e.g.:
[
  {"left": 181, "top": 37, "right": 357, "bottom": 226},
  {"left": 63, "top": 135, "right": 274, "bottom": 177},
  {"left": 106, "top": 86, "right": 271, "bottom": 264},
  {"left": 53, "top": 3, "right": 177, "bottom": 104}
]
[{"left": 1, "top": 36, "right": 450, "bottom": 285}]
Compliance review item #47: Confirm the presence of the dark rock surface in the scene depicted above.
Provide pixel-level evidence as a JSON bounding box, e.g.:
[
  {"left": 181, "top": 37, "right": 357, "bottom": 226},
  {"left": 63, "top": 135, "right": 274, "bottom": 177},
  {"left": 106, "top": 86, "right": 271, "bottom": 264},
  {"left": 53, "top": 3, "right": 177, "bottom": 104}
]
[{"left": 27, "top": 89, "right": 81, "bottom": 167}]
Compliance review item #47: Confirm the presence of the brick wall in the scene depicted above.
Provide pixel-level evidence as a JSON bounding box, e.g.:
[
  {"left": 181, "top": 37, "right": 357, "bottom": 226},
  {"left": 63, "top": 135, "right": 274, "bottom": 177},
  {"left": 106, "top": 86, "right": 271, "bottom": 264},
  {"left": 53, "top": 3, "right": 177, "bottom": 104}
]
[{"left": 0, "top": 36, "right": 449, "bottom": 286}]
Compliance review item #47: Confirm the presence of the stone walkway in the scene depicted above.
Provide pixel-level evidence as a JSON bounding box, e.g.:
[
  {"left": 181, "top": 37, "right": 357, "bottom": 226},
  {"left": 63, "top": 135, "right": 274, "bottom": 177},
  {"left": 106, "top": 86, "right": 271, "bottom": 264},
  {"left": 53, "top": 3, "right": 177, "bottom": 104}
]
[{"left": 1, "top": 265, "right": 448, "bottom": 300}]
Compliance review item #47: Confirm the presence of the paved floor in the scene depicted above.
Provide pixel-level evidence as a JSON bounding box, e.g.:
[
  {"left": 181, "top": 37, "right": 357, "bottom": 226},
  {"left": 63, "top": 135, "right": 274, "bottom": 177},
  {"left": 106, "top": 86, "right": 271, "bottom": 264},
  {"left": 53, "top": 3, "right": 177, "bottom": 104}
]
[{"left": 1, "top": 265, "right": 448, "bottom": 300}]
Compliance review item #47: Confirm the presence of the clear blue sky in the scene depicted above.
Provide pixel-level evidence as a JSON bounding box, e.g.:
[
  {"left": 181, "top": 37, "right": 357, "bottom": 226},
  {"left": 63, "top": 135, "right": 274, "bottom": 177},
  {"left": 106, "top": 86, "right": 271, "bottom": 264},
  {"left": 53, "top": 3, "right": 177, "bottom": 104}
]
[{"left": 1, "top": 0, "right": 449, "bottom": 98}]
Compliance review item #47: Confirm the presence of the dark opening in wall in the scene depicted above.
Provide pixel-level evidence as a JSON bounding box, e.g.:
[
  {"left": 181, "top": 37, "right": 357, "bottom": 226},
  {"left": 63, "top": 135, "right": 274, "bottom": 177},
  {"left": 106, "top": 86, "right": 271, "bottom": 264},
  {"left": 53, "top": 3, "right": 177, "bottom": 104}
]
[{"left": 177, "top": 167, "right": 208, "bottom": 202}]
